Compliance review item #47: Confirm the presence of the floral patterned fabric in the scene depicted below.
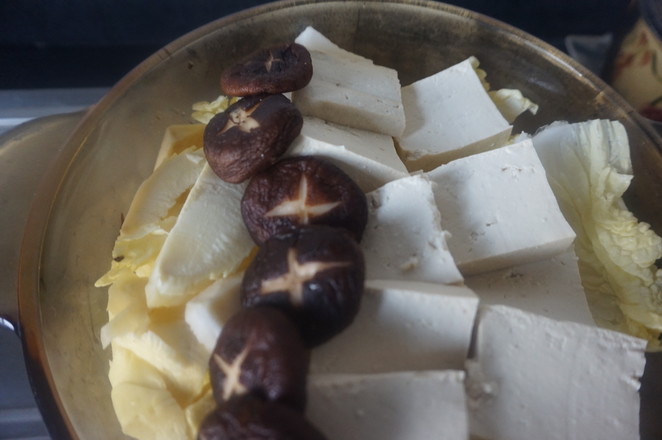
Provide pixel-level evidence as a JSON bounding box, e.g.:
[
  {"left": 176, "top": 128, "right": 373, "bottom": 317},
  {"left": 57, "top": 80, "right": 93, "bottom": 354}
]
[{"left": 612, "top": 18, "right": 662, "bottom": 121}]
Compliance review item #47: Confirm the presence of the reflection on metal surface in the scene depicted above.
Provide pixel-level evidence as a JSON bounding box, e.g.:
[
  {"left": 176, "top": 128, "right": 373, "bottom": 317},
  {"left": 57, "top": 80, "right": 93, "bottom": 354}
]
[
  {"left": 0, "top": 112, "right": 85, "bottom": 332},
  {"left": 0, "top": 317, "right": 16, "bottom": 333}
]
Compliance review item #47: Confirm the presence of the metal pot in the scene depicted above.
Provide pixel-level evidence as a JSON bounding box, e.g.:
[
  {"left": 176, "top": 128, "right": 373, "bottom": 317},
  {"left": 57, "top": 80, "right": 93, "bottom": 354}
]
[{"left": 1, "top": 1, "right": 661, "bottom": 438}]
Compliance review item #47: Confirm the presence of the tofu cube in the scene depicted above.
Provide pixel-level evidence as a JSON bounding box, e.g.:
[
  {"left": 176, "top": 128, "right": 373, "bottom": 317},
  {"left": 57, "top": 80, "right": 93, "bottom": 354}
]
[
  {"left": 467, "top": 305, "right": 646, "bottom": 440},
  {"left": 293, "top": 26, "right": 405, "bottom": 137},
  {"left": 465, "top": 249, "right": 594, "bottom": 326},
  {"left": 184, "top": 274, "right": 242, "bottom": 356},
  {"left": 307, "top": 371, "right": 469, "bottom": 440},
  {"left": 361, "top": 174, "right": 463, "bottom": 285},
  {"left": 311, "top": 280, "right": 479, "bottom": 373},
  {"left": 427, "top": 139, "right": 576, "bottom": 276},
  {"left": 397, "top": 56, "right": 511, "bottom": 171},
  {"left": 286, "top": 117, "right": 408, "bottom": 192}
]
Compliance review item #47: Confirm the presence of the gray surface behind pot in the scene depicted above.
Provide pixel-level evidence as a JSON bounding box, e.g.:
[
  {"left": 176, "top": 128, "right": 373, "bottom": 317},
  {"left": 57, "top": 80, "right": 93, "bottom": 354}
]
[{"left": 17, "top": 1, "right": 661, "bottom": 439}]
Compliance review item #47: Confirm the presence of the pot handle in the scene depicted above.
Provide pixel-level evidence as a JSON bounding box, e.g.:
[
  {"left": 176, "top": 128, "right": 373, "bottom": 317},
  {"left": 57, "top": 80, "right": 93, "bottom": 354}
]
[{"left": 0, "top": 112, "right": 84, "bottom": 334}]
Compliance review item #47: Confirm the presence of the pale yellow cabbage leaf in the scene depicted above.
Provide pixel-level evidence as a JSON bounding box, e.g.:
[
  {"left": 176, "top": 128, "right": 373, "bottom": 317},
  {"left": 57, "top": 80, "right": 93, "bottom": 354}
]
[
  {"left": 96, "top": 148, "right": 205, "bottom": 287},
  {"left": 191, "top": 94, "right": 236, "bottom": 124},
  {"left": 533, "top": 120, "right": 662, "bottom": 348},
  {"left": 470, "top": 56, "right": 538, "bottom": 123}
]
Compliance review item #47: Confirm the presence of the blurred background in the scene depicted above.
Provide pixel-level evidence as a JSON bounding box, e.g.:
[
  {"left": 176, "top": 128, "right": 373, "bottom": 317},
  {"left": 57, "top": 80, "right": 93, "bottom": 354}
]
[
  {"left": 0, "top": 0, "right": 637, "bottom": 88},
  {"left": 0, "top": 0, "right": 655, "bottom": 439}
]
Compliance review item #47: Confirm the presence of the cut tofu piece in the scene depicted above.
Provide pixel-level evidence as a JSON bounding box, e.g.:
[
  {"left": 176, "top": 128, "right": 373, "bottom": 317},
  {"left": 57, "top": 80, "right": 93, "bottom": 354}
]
[
  {"left": 145, "top": 164, "right": 255, "bottom": 308},
  {"left": 286, "top": 116, "right": 408, "bottom": 192},
  {"left": 293, "top": 26, "right": 405, "bottom": 137},
  {"left": 467, "top": 305, "right": 646, "bottom": 440},
  {"left": 184, "top": 274, "right": 242, "bottom": 356},
  {"left": 427, "top": 139, "right": 576, "bottom": 276},
  {"left": 465, "top": 249, "right": 595, "bottom": 326},
  {"left": 307, "top": 371, "right": 469, "bottom": 440},
  {"left": 397, "top": 56, "right": 512, "bottom": 171},
  {"left": 294, "top": 26, "right": 367, "bottom": 61},
  {"left": 361, "top": 174, "right": 463, "bottom": 285},
  {"left": 311, "top": 280, "right": 478, "bottom": 373}
]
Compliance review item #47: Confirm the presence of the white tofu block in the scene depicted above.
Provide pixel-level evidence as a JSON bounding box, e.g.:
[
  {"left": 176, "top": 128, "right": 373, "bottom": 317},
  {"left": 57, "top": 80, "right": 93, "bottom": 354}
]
[
  {"left": 397, "top": 57, "right": 512, "bottom": 171},
  {"left": 361, "top": 174, "right": 463, "bottom": 285},
  {"left": 311, "top": 280, "right": 479, "bottom": 373},
  {"left": 286, "top": 117, "right": 408, "bottom": 192},
  {"left": 467, "top": 305, "right": 647, "bottom": 440},
  {"left": 184, "top": 274, "right": 242, "bottom": 356},
  {"left": 294, "top": 26, "right": 368, "bottom": 62},
  {"left": 427, "top": 139, "right": 576, "bottom": 276},
  {"left": 307, "top": 371, "right": 469, "bottom": 440},
  {"left": 293, "top": 26, "right": 405, "bottom": 137},
  {"left": 465, "top": 249, "right": 595, "bottom": 326},
  {"left": 145, "top": 164, "right": 254, "bottom": 307}
]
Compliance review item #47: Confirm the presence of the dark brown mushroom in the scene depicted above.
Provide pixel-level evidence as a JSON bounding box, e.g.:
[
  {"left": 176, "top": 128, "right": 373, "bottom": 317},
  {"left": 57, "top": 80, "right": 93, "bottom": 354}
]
[
  {"left": 220, "top": 43, "right": 313, "bottom": 96},
  {"left": 241, "top": 225, "right": 365, "bottom": 347},
  {"left": 203, "top": 94, "right": 303, "bottom": 183},
  {"left": 241, "top": 156, "right": 368, "bottom": 245},
  {"left": 197, "top": 394, "right": 327, "bottom": 440},
  {"left": 208, "top": 308, "right": 309, "bottom": 410}
]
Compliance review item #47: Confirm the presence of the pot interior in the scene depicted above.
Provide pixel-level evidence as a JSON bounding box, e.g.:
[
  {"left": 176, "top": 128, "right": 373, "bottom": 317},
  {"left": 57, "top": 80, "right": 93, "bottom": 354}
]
[{"left": 19, "top": 0, "right": 662, "bottom": 438}]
